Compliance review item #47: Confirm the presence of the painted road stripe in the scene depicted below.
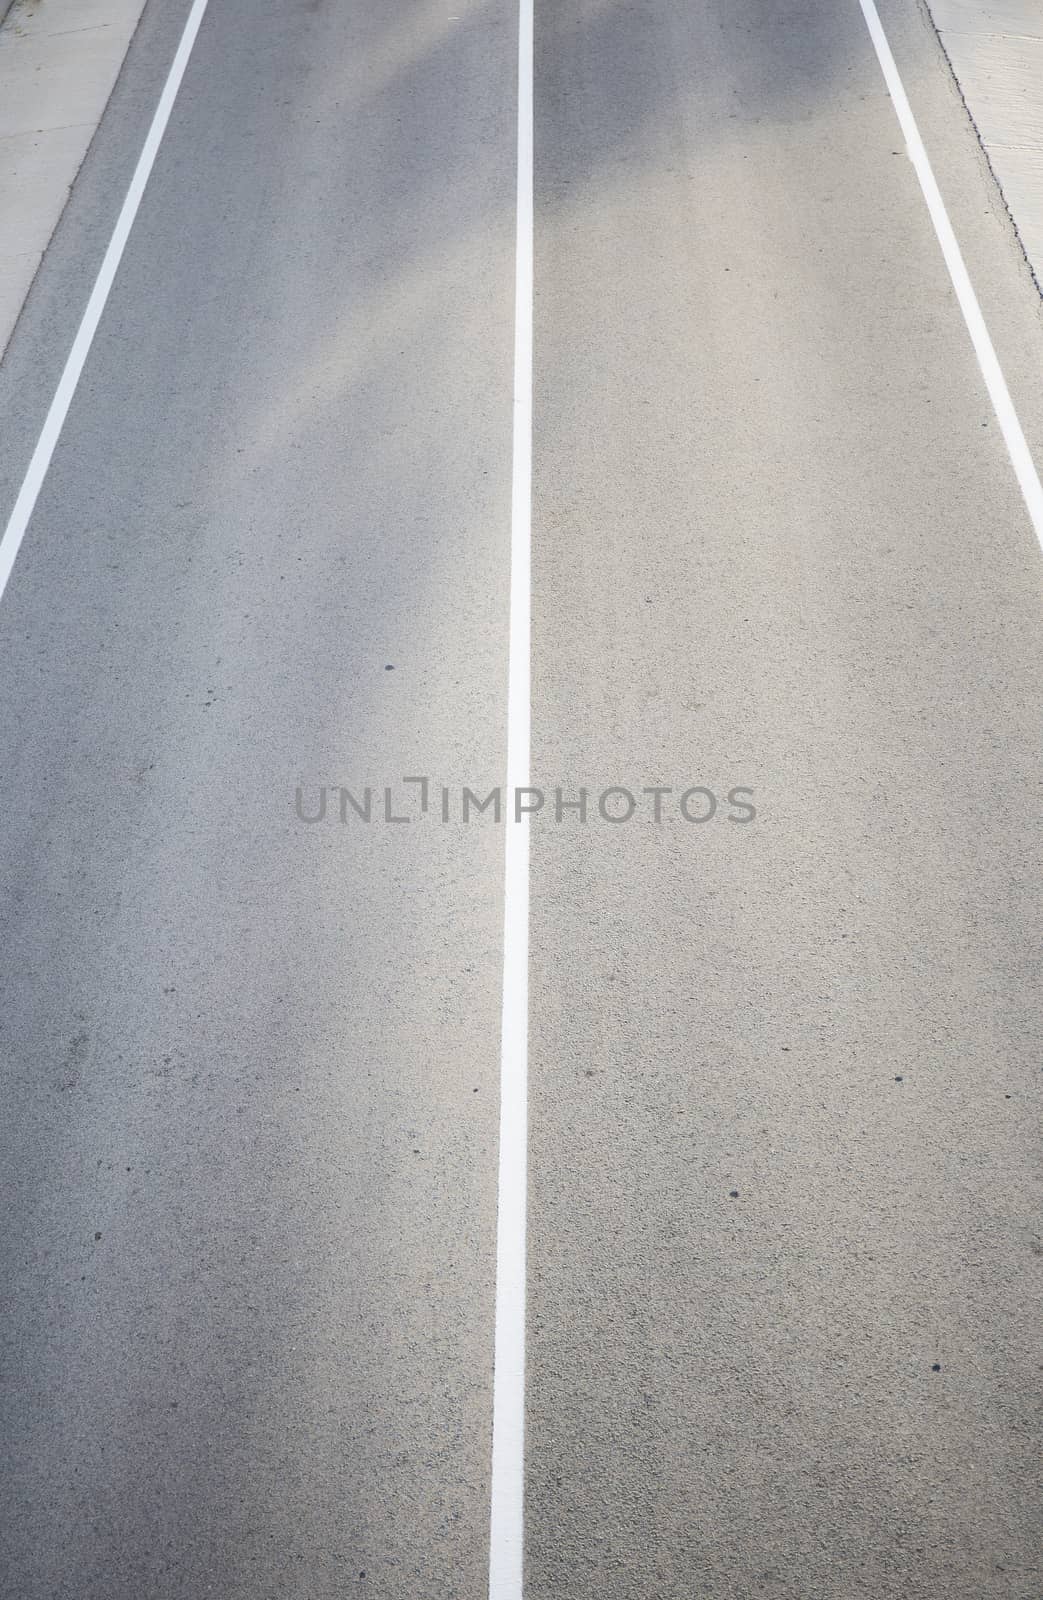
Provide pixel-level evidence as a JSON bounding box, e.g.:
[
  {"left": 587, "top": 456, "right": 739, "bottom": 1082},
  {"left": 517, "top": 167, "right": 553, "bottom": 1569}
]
[
  {"left": 0, "top": 0, "right": 212, "bottom": 604},
  {"left": 488, "top": 0, "right": 534, "bottom": 1593},
  {"left": 858, "top": 0, "right": 1043, "bottom": 553}
]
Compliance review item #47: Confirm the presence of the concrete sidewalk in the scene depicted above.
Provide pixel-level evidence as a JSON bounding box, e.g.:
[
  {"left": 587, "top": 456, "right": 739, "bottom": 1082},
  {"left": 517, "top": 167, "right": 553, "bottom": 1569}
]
[
  {"left": 0, "top": 0, "right": 147, "bottom": 359},
  {"left": 926, "top": 0, "right": 1043, "bottom": 288}
]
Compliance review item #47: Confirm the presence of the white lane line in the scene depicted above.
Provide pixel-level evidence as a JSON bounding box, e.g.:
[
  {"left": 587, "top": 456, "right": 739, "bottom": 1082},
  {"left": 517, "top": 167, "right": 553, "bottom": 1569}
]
[
  {"left": 0, "top": 0, "right": 212, "bottom": 605},
  {"left": 857, "top": 0, "right": 1043, "bottom": 553},
  {"left": 488, "top": 0, "right": 533, "bottom": 1591}
]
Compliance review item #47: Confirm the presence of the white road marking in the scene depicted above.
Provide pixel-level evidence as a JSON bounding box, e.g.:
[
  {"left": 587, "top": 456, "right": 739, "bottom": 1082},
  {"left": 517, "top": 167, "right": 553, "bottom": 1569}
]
[
  {"left": 488, "top": 0, "right": 533, "bottom": 1592},
  {"left": 858, "top": 0, "right": 1043, "bottom": 553},
  {"left": 0, "top": 0, "right": 212, "bottom": 605}
]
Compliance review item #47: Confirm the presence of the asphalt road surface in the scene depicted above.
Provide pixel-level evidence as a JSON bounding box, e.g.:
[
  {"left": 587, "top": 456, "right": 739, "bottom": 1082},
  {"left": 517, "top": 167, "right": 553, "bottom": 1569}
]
[{"left": 0, "top": 0, "right": 1041, "bottom": 1596}]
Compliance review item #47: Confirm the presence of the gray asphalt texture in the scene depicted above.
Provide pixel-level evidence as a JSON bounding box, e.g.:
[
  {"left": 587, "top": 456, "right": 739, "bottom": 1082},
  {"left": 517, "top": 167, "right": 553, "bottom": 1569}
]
[{"left": 0, "top": 0, "right": 1041, "bottom": 1596}]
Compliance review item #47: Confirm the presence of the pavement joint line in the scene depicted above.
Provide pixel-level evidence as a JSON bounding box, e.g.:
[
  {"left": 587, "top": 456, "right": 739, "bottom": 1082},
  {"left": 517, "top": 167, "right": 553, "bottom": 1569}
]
[
  {"left": 487, "top": 0, "right": 533, "bottom": 1593},
  {"left": 0, "top": 0, "right": 211, "bottom": 603},
  {"left": 0, "top": 121, "right": 96, "bottom": 138},
  {"left": 858, "top": 0, "right": 1043, "bottom": 554}
]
